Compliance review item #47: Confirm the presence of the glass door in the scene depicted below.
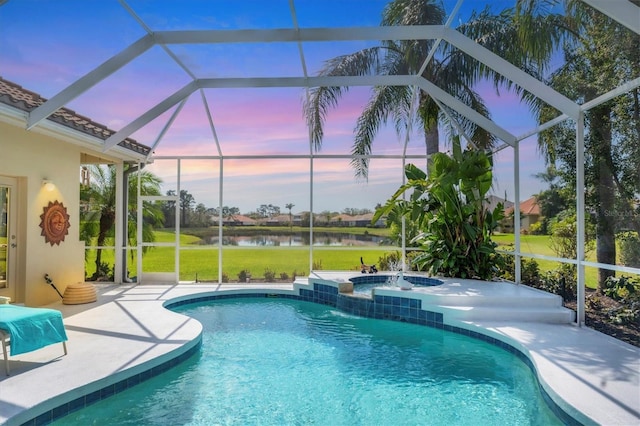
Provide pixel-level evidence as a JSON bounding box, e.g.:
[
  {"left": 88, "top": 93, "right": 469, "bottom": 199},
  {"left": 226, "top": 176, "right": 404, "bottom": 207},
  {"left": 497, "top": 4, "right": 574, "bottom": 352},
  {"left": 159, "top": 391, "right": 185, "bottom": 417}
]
[{"left": 0, "top": 176, "right": 16, "bottom": 301}]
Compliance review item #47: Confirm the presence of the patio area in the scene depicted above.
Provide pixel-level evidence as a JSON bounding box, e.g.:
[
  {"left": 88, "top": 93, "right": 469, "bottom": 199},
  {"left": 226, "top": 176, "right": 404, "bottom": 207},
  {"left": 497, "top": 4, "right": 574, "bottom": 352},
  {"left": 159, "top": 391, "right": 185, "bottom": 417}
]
[{"left": 0, "top": 279, "right": 638, "bottom": 425}]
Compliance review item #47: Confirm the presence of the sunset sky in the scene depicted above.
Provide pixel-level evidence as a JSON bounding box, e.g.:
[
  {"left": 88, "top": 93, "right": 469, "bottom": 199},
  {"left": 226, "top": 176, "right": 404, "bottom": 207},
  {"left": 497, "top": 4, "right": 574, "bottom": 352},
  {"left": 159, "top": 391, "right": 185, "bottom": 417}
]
[{"left": 0, "top": 0, "right": 549, "bottom": 214}]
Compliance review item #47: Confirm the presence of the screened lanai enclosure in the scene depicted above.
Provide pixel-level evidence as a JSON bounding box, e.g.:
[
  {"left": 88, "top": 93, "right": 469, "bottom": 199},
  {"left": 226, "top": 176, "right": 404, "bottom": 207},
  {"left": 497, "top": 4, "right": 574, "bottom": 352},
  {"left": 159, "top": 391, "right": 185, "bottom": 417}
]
[{"left": 1, "top": 0, "right": 638, "bottom": 325}]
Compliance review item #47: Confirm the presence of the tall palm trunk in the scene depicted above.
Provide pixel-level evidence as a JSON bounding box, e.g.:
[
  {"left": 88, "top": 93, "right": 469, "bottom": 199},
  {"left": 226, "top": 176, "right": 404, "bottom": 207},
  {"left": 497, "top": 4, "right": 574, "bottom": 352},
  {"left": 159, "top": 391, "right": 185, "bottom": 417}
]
[
  {"left": 94, "top": 208, "right": 115, "bottom": 279},
  {"left": 425, "top": 126, "right": 439, "bottom": 170},
  {"left": 591, "top": 105, "right": 616, "bottom": 289}
]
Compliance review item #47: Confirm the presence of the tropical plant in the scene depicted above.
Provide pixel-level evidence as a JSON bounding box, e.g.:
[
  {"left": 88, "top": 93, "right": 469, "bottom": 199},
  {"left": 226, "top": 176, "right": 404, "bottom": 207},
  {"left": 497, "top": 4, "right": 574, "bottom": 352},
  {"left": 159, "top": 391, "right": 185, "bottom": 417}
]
[
  {"left": 383, "top": 204, "right": 421, "bottom": 247},
  {"left": 374, "top": 137, "right": 504, "bottom": 279},
  {"left": 80, "top": 164, "right": 164, "bottom": 280}
]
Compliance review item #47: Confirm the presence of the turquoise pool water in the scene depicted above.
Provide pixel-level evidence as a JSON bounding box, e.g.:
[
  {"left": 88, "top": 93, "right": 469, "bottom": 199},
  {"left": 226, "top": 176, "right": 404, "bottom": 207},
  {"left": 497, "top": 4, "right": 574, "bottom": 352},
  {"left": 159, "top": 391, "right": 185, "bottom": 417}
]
[{"left": 54, "top": 299, "right": 562, "bottom": 425}]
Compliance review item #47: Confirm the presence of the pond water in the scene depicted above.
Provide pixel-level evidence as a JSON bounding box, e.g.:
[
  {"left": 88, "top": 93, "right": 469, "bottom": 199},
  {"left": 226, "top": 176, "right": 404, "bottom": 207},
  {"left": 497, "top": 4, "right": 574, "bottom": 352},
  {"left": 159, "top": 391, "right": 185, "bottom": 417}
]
[{"left": 202, "top": 232, "right": 389, "bottom": 247}]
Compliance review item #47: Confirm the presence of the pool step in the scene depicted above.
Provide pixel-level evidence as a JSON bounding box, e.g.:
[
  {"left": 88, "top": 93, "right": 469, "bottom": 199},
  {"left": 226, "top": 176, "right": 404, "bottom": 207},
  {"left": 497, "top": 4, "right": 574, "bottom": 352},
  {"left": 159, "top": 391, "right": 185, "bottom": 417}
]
[
  {"left": 437, "top": 304, "right": 575, "bottom": 323},
  {"left": 421, "top": 292, "right": 563, "bottom": 309},
  {"left": 299, "top": 275, "right": 576, "bottom": 324}
]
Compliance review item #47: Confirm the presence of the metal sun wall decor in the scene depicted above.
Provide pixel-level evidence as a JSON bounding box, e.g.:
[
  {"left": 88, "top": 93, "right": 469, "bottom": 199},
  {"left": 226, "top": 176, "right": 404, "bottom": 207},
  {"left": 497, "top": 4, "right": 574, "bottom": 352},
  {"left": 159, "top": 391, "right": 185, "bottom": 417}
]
[{"left": 40, "top": 200, "right": 70, "bottom": 246}]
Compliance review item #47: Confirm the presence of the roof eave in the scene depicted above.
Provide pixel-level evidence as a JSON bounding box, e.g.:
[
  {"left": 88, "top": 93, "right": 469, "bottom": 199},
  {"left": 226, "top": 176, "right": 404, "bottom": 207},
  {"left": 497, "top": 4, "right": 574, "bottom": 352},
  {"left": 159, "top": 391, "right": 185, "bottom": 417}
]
[{"left": 0, "top": 103, "right": 148, "bottom": 163}]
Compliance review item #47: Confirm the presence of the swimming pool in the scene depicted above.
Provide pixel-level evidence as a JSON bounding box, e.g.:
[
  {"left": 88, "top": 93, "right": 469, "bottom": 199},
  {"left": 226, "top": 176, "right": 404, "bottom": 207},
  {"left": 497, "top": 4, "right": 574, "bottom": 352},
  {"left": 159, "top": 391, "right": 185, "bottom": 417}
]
[{"left": 53, "top": 298, "right": 563, "bottom": 425}]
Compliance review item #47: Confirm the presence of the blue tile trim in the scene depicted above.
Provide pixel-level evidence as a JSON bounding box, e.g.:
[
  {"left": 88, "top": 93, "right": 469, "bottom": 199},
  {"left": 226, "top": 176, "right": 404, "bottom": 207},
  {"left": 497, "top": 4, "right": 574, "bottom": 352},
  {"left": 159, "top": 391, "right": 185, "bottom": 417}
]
[
  {"left": 20, "top": 340, "right": 202, "bottom": 426},
  {"left": 25, "top": 285, "right": 578, "bottom": 426}
]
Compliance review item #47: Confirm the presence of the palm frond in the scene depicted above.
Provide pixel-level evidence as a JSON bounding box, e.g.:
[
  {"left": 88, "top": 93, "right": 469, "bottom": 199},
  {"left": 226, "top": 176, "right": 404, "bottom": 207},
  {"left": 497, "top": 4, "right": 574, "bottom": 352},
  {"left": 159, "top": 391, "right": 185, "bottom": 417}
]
[{"left": 304, "top": 47, "right": 384, "bottom": 151}]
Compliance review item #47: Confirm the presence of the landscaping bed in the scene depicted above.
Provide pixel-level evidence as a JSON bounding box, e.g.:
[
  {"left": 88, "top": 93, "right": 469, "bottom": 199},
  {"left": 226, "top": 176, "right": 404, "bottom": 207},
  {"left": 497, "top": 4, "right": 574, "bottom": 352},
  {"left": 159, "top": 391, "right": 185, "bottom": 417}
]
[{"left": 565, "top": 289, "right": 639, "bottom": 348}]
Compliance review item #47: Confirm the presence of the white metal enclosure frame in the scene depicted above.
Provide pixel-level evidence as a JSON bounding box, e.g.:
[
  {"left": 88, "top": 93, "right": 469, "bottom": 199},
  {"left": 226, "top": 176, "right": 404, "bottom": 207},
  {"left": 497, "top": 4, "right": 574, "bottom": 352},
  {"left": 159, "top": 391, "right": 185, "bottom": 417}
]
[{"left": 4, "top": 0, "right": 640, "bottom": 326}]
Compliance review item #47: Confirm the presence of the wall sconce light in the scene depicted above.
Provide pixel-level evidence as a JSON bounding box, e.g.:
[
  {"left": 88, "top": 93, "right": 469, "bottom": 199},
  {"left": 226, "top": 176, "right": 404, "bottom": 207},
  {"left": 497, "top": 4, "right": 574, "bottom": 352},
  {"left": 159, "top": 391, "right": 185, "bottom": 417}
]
[{"left": 42, "top": 179, "right": 55, "bottom": 192}]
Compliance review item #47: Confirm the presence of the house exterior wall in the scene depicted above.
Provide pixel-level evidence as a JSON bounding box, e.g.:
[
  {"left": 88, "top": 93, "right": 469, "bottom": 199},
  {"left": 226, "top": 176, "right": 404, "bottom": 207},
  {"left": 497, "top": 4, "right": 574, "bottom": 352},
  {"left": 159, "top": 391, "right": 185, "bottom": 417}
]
[
  {"left": 0, "top": 121, "right": 86, "bottom": 306},
  {"left": 521, "top": 214, "right": 540, "bottom": 233}
]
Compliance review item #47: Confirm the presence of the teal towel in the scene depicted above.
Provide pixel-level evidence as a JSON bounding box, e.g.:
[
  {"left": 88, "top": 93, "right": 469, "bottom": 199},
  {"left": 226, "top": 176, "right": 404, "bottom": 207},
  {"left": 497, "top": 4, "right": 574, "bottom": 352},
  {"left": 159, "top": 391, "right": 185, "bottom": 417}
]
[{"left": 0, "top": 304, "right": 68, "bottom": 355}]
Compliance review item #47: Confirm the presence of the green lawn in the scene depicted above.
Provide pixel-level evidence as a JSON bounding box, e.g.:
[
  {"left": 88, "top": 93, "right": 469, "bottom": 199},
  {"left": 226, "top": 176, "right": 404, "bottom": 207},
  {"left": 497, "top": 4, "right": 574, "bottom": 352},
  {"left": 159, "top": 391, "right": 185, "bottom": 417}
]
[
  {"left": 493, "top": 233, "right": 605, "bottom": 288},
  {"left": 85, "top": 230, "right": 397, "bottom": 282},
  {"left": 86, "top": 230, "right": 613, "bottom": 289}
]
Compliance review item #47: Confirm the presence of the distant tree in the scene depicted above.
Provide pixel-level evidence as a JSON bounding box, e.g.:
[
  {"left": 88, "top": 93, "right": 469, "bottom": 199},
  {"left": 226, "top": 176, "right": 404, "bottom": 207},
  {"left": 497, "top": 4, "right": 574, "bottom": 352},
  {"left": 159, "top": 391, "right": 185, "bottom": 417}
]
[
  {"left": 163, "top": 190, "right": 177, "bottom": 228},
  {"left": 533, "top": 165, "right": 572, "bottom": 234},
  {"left": 210, "top": 206, "right": 241, "bottom": 223},
  {"left": 193, "top": 203, "right": 209, "bottom": 227},
  {"left": 300, "top": 212, "right": 311, "bottom": 227},
  {"left": 322, "top": 210, "right": 333, "bottom": 226},
  {"left": 342, "top": 207, "right": 372, "bottom": 216},
  {"left": 285, "top": 203, "right": 295, "bottom": 229},
  {"left": 222, "top": 206, "right": 240, "bottom": 222},
  {"left": 179, "top": 190, "right": 195, "bottom": 227},
  {"left": 257, "top": 204, "right": 280, "bottom": 218},
  {"left": 534, "top": 166, "right": 566, "bottom": 218}
]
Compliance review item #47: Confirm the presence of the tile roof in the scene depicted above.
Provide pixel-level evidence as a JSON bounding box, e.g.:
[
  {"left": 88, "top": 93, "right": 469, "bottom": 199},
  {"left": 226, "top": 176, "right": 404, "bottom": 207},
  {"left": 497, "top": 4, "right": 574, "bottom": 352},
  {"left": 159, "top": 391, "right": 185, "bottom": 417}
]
[
  {"left": 505, "top": 196, "right": 541, "bottom": 216},
  {"left": 0, "top": 77, "right": 151, "bottom": 156}
]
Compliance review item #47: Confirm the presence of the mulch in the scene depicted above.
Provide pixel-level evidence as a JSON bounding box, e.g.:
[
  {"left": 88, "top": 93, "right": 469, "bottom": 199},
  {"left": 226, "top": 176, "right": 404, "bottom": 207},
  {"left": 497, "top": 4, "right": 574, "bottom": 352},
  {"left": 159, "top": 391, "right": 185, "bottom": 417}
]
[{"left": 564, "top": 289, "right": 639, "bottom": 348}]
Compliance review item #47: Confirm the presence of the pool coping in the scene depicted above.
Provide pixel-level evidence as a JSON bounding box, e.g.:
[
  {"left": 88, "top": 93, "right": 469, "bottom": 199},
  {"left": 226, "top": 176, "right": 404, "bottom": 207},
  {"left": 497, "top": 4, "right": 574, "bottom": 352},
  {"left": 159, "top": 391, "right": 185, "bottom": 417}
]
[{"left": 1, "top": 278, "right": 638, "bottom": 425}]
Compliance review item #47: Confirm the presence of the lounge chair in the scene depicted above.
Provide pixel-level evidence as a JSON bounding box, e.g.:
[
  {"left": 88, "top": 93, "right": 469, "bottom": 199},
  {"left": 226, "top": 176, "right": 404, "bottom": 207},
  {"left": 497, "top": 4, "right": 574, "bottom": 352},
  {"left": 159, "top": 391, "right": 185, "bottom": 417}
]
[{"left": 0, "top": 304, "right": 68, "bottom": 375}]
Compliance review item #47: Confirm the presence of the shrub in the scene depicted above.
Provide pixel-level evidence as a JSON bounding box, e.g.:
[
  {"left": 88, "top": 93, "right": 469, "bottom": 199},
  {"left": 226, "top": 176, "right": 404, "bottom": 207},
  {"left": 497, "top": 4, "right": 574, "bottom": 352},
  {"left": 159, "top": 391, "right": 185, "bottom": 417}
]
[
  {"left": 603, "top": 275, "right": 640, "bottom": 302},
  {"left": 264, "top": 268, "right": 276, "bottom": 282},
  {"left": 238, "top": 269, "right": 251, "bottom": 282},
  {"left": 498, "top": 256, "right": 542, "bottom": 287},
  {"left": 549, "top": 213, "right": 594, "bottom": 260},
  {"left": 312, "top": 260, "right": 323, "bottom": 270},
  {"left": 538, "top": 264, "right": 576, "bottom": 302},
  {"left": 377, "top": 251, "right": 402, "bottom": 271},
  {"left": 602, "top": 275, "right": 640, "bottom": 325},
  {"left": 377, "top": 251, "right": 423, "bottom": 271},
  {"left": 619, "top": 231, "right": 640, "bottom": 268},
  {"left": 529, "top": 220, "right": 546, "bottom": 235},
  {"left": 221, "top": 272, "right": 229, "bottom": 283},
  {"left": 291, "top": 269, "right": 305, "bottom": 280},
  {"left": 88, "top": 262, "right": 114, "bottom": 281},
  {"left": 607, "top": 304, "right": 639, "bottom": 325},
  {"left": 280, "top": 272, "right": 290, "bottom": 281}
]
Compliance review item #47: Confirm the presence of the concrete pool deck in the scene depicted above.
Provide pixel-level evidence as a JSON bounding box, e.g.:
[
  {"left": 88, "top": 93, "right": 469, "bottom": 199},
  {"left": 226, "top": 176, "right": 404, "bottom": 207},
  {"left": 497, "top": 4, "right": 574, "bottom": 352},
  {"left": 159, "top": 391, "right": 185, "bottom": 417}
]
[{"left": 0, "top": 279, "right": 638, "bottom": 425}]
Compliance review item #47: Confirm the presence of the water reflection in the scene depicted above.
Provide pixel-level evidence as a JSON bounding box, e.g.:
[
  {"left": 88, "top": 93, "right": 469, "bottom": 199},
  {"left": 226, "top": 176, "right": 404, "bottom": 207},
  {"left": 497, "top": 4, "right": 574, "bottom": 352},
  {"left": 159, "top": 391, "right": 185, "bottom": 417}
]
[{"left": 202, "top": 233, "right": 387, "bottom": 247}]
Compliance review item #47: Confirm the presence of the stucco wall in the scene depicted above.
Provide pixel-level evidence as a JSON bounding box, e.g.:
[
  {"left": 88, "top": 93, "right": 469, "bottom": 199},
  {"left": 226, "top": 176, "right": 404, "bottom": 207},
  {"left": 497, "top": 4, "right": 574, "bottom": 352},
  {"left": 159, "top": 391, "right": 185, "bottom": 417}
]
[{"left": 0, "top": 121, "right": 86, "bottom": 306}]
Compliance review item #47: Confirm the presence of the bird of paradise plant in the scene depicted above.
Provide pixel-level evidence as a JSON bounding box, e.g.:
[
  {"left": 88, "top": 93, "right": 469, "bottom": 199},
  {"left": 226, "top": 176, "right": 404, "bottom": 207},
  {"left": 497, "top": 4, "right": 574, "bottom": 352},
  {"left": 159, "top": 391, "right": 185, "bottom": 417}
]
[{"left": 373, "top": 137, "right": 504, "bottom": 279}]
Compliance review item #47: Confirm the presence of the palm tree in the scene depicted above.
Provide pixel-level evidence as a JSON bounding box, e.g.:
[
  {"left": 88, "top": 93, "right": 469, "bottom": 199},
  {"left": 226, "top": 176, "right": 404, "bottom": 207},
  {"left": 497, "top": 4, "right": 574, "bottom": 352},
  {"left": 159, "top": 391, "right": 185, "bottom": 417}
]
[
  {"left": 304, "top": 1, "right": 486, "bottom": 179},
  {"left": 304, "top": 0, "right": 569, "bottom": 180},
  {"left": 285, "top": 203, "right": 295, "bottom": 229},
  {"left": 80, "top": 164, "right": 164, "bottom": 280}
]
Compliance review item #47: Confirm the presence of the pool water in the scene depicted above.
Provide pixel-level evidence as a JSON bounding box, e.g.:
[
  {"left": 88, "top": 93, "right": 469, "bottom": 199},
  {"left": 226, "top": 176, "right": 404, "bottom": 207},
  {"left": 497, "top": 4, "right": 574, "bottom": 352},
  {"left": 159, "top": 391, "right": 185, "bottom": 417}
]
[
  {"left": 54, "top": 299, "right": 562, "bottom": 425},
  {"left": 350, "top": 273, "right": 442, "bottom": 295}
]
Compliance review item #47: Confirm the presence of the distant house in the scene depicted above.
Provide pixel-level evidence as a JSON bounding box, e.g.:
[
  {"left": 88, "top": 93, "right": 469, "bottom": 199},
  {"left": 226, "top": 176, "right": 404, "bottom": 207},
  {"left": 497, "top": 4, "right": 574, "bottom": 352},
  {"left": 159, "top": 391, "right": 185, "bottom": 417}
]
[
  {"left": 504, "top": 196, "right": 541, "bottom": 233},
  {"left": 330, "top": 213, "right": 384, "bottom": 228},
  {"left": 261, "top": 214, "right": 292, "bottom": 226},
  {"left": 486, "top": 195, "right": 514, "bottom": 212},
  {"left": 222, "top": 214, "right": 257, "bottom": 226}
]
